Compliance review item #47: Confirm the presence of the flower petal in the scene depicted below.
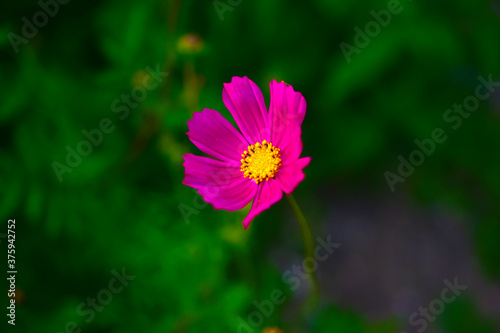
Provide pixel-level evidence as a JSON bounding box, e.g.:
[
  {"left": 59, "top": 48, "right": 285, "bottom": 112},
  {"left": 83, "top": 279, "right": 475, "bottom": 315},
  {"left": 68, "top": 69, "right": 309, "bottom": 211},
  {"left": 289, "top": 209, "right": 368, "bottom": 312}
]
[
  {"left": 242, "top": 179, "right": 283, "bottom": 229},
  {"left": 183, "top": 154, "right": 257, "bottom": 211},
  {"left": 223, "top": 76, "right": 269, "bottom": 145},
  {"left": 268, "top": 80, "right": 306, "bottom": 151},
  {"left": 278, "top": 126, "right": 303, "bottom": 165},
  {"left": 276, "top": 157, "right": 311, "bottom": 194},
  {"left": 187, "top": 108, "right": 248, "bottom": 164}
]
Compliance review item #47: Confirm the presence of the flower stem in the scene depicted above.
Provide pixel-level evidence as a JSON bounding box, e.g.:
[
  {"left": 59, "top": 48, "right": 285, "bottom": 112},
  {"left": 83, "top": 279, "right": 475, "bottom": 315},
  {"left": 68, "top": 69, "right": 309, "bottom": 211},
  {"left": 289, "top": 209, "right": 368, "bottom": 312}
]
[{"left": 286, "top": 193, "right": 319, "bottom": 311}]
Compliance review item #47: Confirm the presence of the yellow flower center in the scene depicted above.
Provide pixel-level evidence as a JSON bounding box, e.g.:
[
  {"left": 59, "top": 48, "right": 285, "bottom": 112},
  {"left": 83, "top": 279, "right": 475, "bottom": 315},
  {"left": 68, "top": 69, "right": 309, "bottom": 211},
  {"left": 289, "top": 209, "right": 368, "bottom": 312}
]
[{"left": 240, "top": 140, "right": 282, "bottom": 184}]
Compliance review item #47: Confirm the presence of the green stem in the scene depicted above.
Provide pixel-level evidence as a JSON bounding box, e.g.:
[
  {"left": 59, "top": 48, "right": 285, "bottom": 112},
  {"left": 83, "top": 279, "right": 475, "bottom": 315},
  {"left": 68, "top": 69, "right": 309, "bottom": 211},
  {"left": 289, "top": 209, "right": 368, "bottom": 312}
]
[{"left": 287, "top": 193, "right": 319, "bottom": 311}]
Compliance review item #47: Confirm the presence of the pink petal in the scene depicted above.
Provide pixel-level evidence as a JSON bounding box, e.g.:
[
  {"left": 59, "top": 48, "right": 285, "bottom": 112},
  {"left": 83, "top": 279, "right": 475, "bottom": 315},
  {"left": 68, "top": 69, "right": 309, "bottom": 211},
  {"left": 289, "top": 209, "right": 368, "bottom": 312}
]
[
  {"left": 278, "top": 126, "right": 303, "bottom": 165},
  {"left": 276, "top": 157, "right": 311, "bottom": 194},
  {"left": 223, "top": 76, "right": 269, "bottom": 145},
  {"left": 268, "top": 80, "right": 306, "bottom": 163},
  {"left": 187, "top": 108, "right": 249, "bottom": 164},
  {"left": 242, "top": 179, "right": 283, "bottom": 229},
  {"left": 183, "top": 154, "right": 257, "bottom": 211}
]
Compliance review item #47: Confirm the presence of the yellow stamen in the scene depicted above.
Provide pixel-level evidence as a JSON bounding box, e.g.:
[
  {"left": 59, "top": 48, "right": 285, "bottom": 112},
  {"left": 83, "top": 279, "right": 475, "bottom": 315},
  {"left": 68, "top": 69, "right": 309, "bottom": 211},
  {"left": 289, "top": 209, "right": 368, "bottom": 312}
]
[{"left": 240, "top": 140, "right": 282, "bottom": 184}]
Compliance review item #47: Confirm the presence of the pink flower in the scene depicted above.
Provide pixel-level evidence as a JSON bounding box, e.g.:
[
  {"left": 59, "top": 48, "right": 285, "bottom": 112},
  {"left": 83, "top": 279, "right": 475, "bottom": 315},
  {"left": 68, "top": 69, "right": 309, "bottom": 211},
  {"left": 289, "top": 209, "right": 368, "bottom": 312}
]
[{"left": 183, "top": 76, "right": 311, "bottom": 229}]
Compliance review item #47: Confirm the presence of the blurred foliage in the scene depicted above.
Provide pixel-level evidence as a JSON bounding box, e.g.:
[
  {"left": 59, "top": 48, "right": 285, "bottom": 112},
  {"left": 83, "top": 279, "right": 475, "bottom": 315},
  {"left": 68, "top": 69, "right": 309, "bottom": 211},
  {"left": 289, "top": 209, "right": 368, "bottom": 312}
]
[{"left": 1, "top": 0, "right": 500, "bottom": 332}]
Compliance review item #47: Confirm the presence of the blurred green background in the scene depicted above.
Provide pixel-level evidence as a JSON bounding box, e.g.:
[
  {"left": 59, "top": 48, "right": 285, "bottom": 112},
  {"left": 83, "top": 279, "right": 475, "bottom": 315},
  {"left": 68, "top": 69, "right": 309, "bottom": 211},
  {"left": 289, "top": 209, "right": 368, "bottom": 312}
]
[{"left": 1, "top": 0, "right": 500, "bottom": 332}]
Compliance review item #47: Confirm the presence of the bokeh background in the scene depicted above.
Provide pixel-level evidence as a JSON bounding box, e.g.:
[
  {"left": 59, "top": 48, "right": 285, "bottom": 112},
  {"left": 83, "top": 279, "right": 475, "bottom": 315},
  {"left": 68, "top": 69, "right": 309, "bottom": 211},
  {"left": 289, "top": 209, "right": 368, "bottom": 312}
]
[{"left": 1, "top": 0, "right": 500, "bottom": 332}]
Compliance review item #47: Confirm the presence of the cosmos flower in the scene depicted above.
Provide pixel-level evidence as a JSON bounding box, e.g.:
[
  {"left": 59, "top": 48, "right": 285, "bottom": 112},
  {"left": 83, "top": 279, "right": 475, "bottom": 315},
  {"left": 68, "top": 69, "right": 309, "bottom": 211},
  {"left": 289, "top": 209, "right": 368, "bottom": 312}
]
[{"left": 183, "top": 76, "right": 310, "bottom": 229}]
